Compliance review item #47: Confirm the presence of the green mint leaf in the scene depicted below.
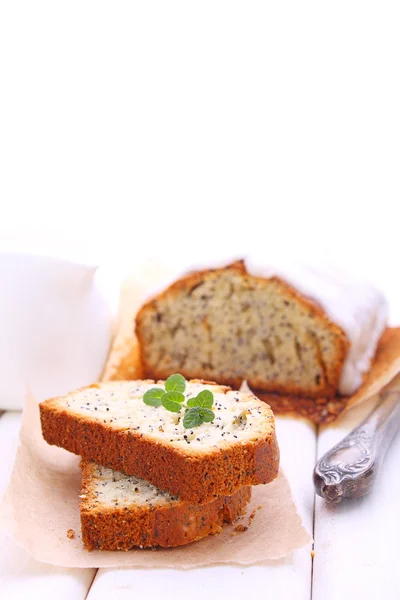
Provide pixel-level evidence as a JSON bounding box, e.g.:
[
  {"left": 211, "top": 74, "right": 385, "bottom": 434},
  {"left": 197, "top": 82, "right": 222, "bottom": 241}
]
[
  {"left": 187, "top": 389, "right": 214, "bottom": 409},
  {"left": 199, "top": 408, "right": 215, "bottom": 423},
  {"left": 165, "top": 374, "right": 186, "bottom": 393},
  {"left": 143, "top": 387, "right": 164, "bottom": 407},
  {"left": 161, "top": 391, "right": 185, "bottom": 412},
  {"left": 183, "top": 407, "right": 203, "bottom": 428}
]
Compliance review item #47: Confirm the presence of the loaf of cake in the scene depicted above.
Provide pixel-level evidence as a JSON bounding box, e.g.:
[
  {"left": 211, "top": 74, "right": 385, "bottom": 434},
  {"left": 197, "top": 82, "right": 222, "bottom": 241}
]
[
  {"left": 40, "top": 379, "right": 279, "bottom": 504},
  {"left": 135, "top": 260, "right": 388, "bottom": 398},
  {"left": 80, "top": 461, "right": 251, "bottom": 550}
]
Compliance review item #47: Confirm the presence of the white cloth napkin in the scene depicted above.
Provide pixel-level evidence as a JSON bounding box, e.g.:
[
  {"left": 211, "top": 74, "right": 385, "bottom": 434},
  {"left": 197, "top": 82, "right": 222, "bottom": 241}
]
[{"left": 0, "top": 253, "right": 115, "bottom": 410}]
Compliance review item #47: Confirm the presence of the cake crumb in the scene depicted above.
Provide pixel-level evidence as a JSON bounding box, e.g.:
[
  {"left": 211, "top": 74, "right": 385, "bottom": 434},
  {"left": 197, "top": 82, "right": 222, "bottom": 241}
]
[
  {"left": 257, "top": 505, "right": 262, "bottom": 510},
  {"left": 67, "top": 529, "right": 75, "bottom": 539},
  {"left": 311, "top": 550, "right": 315, "bottom": 558},
  {"left": 232, "top": 507, "right": 258, "bottom": 536},
  {"left": 248, "top": 509, "right": 257, "bottom": 525},
  {"left": 232, "top": 524, "right": 248, "bottom": 535}
]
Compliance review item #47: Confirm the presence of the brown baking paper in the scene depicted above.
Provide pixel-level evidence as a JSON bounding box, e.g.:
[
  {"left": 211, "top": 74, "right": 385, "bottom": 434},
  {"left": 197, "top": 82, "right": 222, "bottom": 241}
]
[{"left": 0, "top": 389, "right": 310, "bottom": 568}]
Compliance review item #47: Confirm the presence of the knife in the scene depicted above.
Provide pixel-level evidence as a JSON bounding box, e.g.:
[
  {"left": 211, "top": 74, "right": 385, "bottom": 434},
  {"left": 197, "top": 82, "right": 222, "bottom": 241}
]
[{"left": 313, "top": 388, "right": 400, "bottom": 502}]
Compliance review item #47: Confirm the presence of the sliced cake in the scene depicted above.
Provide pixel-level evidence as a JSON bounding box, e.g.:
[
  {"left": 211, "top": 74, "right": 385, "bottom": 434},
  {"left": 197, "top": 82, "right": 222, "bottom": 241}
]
[
  {"left": 80, "top": 461, "right": 251, "bottom": 550},
  {"left": 40, "top": 379, "right": 279, "bottom": 504}
]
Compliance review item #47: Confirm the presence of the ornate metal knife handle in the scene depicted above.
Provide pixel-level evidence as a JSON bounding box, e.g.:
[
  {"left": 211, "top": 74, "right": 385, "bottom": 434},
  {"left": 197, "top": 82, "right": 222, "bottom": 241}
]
[{"left": 314, "top": 390, "right": 400, "bottom": 502}]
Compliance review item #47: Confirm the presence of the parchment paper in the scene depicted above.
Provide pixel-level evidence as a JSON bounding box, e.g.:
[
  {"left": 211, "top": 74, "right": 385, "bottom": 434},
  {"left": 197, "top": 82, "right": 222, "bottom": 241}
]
[{"left": 0, "top": 390, "right": 310, "bottom": 568}]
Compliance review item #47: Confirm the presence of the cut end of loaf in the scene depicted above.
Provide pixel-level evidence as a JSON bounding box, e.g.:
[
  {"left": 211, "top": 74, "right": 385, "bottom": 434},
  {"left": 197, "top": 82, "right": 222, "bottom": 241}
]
[{"left": 136, "top": 263, "right": 349, "bottom": 398}]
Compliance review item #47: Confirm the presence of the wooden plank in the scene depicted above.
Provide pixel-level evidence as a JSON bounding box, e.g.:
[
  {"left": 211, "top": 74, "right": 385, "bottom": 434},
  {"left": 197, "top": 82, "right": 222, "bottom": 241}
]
[
  {"left": 88, "top": 417, "right": 316, "bottom": 600},
  {"left": 313, "top": 396, "right": 400, "bottom": 599},
  {"left": 0, "top": 412, "right": 96, "bottom": 600}
]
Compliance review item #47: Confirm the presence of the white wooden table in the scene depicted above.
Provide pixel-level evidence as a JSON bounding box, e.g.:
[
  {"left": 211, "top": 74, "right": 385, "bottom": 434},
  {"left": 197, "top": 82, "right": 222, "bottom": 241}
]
[{"left": 1, "top": 395, "right": 400, "bottom": 600}]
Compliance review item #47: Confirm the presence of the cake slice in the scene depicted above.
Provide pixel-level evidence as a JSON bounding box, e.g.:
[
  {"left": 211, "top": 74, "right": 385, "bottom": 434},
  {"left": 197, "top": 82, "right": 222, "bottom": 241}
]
[
  {"left": 135, "top": 260, "right": 388, "bottom": 398},
  {"left": 80, "top": 461, "right": 251, "bottom": 550},
  {"left": 40, "top": 379, "right": 279, "bottom": 504}
]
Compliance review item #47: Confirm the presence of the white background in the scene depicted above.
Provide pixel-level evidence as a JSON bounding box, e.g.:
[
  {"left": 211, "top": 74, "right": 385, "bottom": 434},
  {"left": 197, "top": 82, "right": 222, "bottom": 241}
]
[
  {"left": 1, "top": 2, "right": 400, "bottom": 599},
  {"left": 1, "top": 2, "right": 400, "bottom": 295}
]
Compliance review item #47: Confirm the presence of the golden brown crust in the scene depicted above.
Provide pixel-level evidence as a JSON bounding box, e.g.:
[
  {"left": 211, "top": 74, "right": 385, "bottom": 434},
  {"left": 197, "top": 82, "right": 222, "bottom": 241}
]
[
  {"left": 80, "top": 462, "right": 251, "bottom": 550},
  {"left": 135, "top": 261, "right": 349, "bottom": 398},
  {"left": 257, "top": 328, "right": 400, "bottom": 424},
  {"left": 40, "top": 380, "right": 280, "bottom": 504}
]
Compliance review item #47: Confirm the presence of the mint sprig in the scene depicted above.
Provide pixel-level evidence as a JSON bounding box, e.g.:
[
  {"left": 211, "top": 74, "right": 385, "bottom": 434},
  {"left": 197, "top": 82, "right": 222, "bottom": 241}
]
[
  {"left": 184, "top": 389, "right": 215, "bottom": 428},
  {"left": 183, "top": 406, "right": 215, "bottom": 428},
  {"left": 187, "top": 389, "right": 213, "bottom": 409},
  {"left": 142, "top": 374, "right": 215, "bottom": 429},
  {"left": 165, "top": 373, "right": 186, "bottom": 393},
  {"left": 161, "top": 391, "right": 185, "bottom": 412},
  {"left": 183, "top": 406, "right": 203, "bottom": 428},
  {"left": 143, "top": 387, "right": 164, "bottom": 407}
]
